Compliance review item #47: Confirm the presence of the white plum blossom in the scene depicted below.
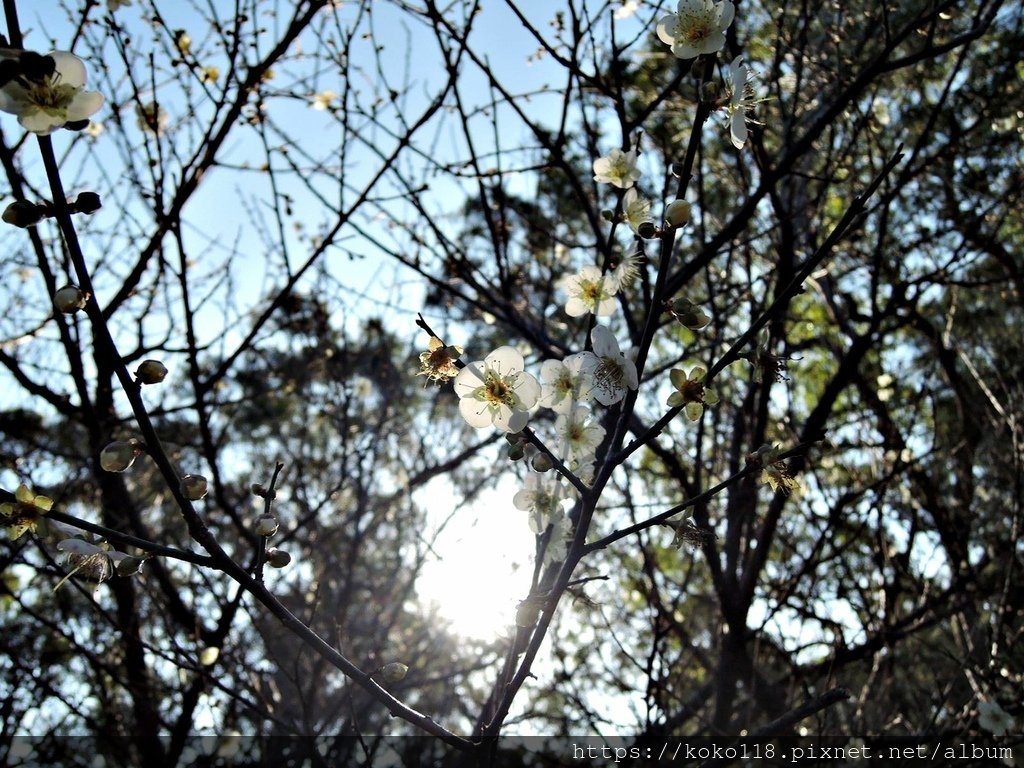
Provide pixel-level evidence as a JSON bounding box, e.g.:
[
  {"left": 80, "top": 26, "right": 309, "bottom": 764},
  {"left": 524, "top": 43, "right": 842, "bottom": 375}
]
[
  {"left": 725, "top": 55, "right": 762, "bottom": 149},
  {"left": 137, "top": 101, "right": 169, "bottom": 135},
  {"left": 539, "top": 354, "right": 598, "bottom": 413},
  {"left": 555, "top": 405, "right": 607, "bottom": 464},
  {"left": 55, "top": 538, "right": 132, "bottom": 592},
  {"left": 543, "top": 512, "right": 573, "bottom": 565},
  {"left": 589, "top": 325, "right": 639, "bottom": 406},
  {"left": 978, "top": 699, "right": 1016, "bottom": 737},
  {"left": 310, "top": 90, "right": 337, "bottom": 110},
  {"left": 593, "top": 148, "right": 641, "bottom": 189},
  {"left": 453, "top": 346, "right": 540, "bottom": 433},
  {"left": 657, "top": 0, "right": 735, "bottom": 60},
  {"left": 513, "top": 472, "right": 568, "bottom": 533},
  {"left": 560, "top": 265, "right": 619, "bottom": 317},
  {"left": 614, "top": 0, "right": 641, "bottom": 20},
  {"left": 0, "top": 51, "right": 104, "bottom": 135},
  {"left": 622, "top": 188, "right": 652, "bottom": 234}
]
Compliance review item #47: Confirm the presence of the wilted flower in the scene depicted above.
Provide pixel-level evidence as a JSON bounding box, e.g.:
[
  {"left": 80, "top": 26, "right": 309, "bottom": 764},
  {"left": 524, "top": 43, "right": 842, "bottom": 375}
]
[
  {"left": 746, "top": 443, "right": 801, "bottom": 494},
  {"left": 611, "top": 249, "right": 645, "bottom": 290},
  {"left": 0, "top": 51, "right": 104, "bottom": 135},
  {"left": 560, "top": 265, "right": 618, "bottom": 317},
  {"left": 55, "top": 538, "right": 134, "bottom": 591},
  {"left": 1, "top": 484, "right": 53, "bottom": 540},
  {"left": 667, "top": 366, "right": 719, "bottom": 421},
  {"left": 740, "top": 337, "right": 793, "bottom": 382},
  {"left": 592, "top": 148, "right": 641, "bottom": 189},
  {"left": 725, "top": 55, "right": 764, "bottom": 149},
  {"left": 656, "top": 0, "right": 735, "bottom": 60},
  {"left": 416, "top": 336, "right": 462, "bottom": 383},
  {"left": 453, "top": 346, "right": 540, "bottom": 433},
  {"left": 589, "top": 325, "right": 639, "bottom": 406},
  {"left": 538, "top": 354, "right": 598, "bottom": 413},
  {"left": 663, "top": 516, "right": 716, "bottom": 550}
]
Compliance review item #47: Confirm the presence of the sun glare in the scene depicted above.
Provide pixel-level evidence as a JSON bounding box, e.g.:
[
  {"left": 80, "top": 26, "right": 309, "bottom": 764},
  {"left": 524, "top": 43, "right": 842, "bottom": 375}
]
[{"left": 416, "top": 485, "right": 535, "bottom": 640}]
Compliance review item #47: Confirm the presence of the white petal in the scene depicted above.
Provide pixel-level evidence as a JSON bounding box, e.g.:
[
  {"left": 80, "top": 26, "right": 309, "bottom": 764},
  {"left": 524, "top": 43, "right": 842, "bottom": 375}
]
[
  {"left": 50, "top": 51, "right": 88, "bottom": 88},
  {"left": 67, "top": 90, "right": 105, "bottom": 122},
  {"left": 623, "top": 360, "right": 639, "bottom": 389},
  {"left": 490, "top": 403, "right": 515, "bottom": 431},
  {"left": 565, "top": 297, "right": 589, "bottom": 317},
  {"left": 458, "top": 396, "right": 494, "bottom": 429},
  {"left": 58, "top": 539, "right": 105, "bottom": 557},
  {"left": 512, "top": 371, "right": 541, "bottom": 409},
  {"left": 20, "top": 111, "right": 65, "bottom": 135},
  {"left": 453, "top": 362, "right": 487, "bottom": 397},
  {"left": 718, "top": 1, "right": 735, "bottom": 29},
  {"left": 671, "top": 41, "right": 700, "bottom": 59},
  {"left": 505, "top": 408, "right": 529, "bottom": 433},
  {"left": 595, "top": 296, "right": 618, "bottom": 316},
  {"left": 540, "top": 359, "right": 567, "bottom": 385},
  {"left": 656, "top": 16, "right": 678, "bottom": 45},
  {"left": 590, "top": 325, "right": 619, "bottom": 358},
  {"left": 484, "top": 345, "right": 524, "bottom": 375},
  {"left": 731, "top": 113, "right": 748, "bottom": 149}
]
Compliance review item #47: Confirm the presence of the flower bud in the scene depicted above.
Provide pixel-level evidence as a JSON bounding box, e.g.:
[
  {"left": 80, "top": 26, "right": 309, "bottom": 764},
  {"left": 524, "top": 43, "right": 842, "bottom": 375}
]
[
  {"left": 266, "top": 548, "right": 291, "bottom": 568},
  {"left": 74, "top": 192, "right": 102, "bottom": 213},
  {"left": 53, "top": 284, "right": 87, "bottom": 313},
  {"left": 665, "top": 199, "right": 691, "bottom": 227},
  {"left": 19, "top": 51, "right": 56, "bottom": 80},
  {"left": 256, "top": 515, "right": 278, "bottom": 537},
  {"left": 379, "top": 662, "right": 408, "bottom": 682},
  {"left": 508, "top": 443, "right": 525, "bottom": 461},
  {"left": 135, "top": 359, "right": 168, "bottom": 384},
  {"left": 600, "top": 208, "right": 615, "bottom": 222},
  {"left": 100, "top": 440, "right": 141, "bottom": 472},
  {"left": 3, "top": 200, "right": 44, "bottom": 228},
  {"left": 250, "top": 483, "right": 274, "bottom": 501},
  {"left": 636, "top": 221, "right": 657, "bottom": 239},
  {"left": 531, "top": 453, "right": 554, "bottom": 473},
  {"left": 179, "top": 474, "right": 208, "bottom": 500}
]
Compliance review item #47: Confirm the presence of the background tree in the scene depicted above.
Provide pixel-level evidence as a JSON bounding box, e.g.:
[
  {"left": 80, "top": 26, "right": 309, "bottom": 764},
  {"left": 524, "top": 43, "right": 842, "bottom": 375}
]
[{"left": 1, "top": 0, "right": 1021, "bottom": 766}]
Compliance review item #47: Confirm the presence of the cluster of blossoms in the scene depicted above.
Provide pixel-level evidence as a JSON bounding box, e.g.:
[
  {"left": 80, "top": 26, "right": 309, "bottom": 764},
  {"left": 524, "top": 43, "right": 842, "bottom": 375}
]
[{"left": 414, "top": 0, "right": 778, "bottom": 568}]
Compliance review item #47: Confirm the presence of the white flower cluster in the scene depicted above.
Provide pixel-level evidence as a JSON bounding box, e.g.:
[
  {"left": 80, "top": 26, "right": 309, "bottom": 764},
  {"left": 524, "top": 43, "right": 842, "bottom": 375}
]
[{"left": 432, "top": 2, "right": 761, "bottom": 560}]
